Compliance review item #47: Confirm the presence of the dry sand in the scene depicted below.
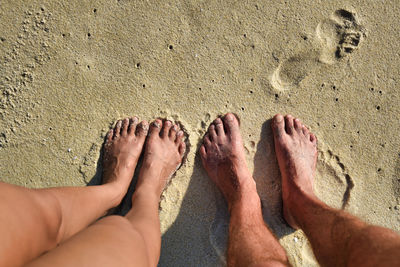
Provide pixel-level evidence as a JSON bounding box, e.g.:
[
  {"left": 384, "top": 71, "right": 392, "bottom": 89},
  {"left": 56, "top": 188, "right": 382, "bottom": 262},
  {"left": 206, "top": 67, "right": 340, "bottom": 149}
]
[{"left": 1, "top": 0, "right": 399, "bottom": 266}]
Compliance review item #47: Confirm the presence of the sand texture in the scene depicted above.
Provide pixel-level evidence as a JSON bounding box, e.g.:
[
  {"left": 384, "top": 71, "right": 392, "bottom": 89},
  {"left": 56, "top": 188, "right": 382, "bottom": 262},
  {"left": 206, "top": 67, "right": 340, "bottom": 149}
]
[{"left": 1, "top": 0, "right": 399, "bottom": 266}]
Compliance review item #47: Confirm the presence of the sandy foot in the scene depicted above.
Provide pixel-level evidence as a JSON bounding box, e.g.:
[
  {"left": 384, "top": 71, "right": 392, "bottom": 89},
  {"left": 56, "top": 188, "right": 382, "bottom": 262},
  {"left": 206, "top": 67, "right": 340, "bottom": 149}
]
[
  {"left": 271, "top": 114, "right": 318, "bottom": 229},
  {"left": 135, "top": 119, "right": 186, "bottom": 197},
  {"left": 200, "top": 113, "right": 256, "bottom": 209},
  {"left": 102, "top": 117, "right": 148, "bottom": 201}
]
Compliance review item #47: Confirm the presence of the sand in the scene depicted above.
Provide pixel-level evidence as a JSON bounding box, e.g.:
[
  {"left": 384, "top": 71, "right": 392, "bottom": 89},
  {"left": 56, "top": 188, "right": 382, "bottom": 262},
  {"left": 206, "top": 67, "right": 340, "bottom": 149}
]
[{"left": 1, "top": 0, "right": 399, "bottom": 266}]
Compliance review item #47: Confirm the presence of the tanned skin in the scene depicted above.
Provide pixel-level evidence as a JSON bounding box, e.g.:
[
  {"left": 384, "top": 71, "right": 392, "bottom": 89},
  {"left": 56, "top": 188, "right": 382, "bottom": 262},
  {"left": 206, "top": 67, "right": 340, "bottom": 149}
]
[{"left": 200, "top": 113, "right": 289, "bottom": 267}]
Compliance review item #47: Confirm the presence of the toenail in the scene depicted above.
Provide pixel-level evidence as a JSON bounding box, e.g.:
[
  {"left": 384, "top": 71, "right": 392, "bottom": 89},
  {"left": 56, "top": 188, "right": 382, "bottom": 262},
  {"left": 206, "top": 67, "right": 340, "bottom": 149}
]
[
  {"left": 117, "top": 120, "right": 122, "bottom": 127},
  {"left": 140, "top": 123, "right": 149, "bottom": 131},
  {"left": 173, "top": 125, "right": 178, "bottom": 131},
  {"left": 215, "top": 118, "right": 222, "bottom": 124},
  {"left": 225, "top": 113, "right": 234, "bottom": 121},
  {"left": 131, "top": 117, "right": 139, "bottom": 124},
  {"left": 165, "top": 120, "right": 172, "bottom": 126},
  {"left": 275, "top": 114, "right": 283, "bottom": 122},
  {"left": 154, "top": 121, "right": 161, "bottom": 128},
  {"left": 177, "top": 131, "right": 183, "bottom": 136}
]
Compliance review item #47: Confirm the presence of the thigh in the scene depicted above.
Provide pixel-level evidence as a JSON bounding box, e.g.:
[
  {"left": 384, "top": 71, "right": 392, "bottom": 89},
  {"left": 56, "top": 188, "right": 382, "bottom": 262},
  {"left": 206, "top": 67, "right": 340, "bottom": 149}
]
[
  {"left": 26, "top": 216, "right": 151, "bottom": 267},
  {"left": 0, "top": 182, "right": 61, "bottom": 266}
]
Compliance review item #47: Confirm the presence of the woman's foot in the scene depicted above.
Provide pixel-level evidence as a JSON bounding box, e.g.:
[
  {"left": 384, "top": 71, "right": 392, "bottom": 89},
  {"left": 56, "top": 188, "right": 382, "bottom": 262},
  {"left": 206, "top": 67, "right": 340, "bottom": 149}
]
[
  {"left": 271, "top": 114, "right": 318, "bottom": 229},
  {"left": 135, "top": 119, "right": 186, "bottom": 197},
  {"left": 103, "top": 117, "right": 148, "bottom": 203},
  {"left": 200, "top": 113, "right": 258, "bottom": 211}
]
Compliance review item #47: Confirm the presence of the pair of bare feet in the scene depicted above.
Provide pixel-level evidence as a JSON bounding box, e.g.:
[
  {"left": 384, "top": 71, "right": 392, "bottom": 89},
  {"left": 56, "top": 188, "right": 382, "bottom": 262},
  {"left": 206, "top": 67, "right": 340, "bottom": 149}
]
[
  {"left": 102, "top": 117, "right": 186, "bottom": 208},
  {"left": 102, "top": 113, "right": 317, "bottom": 229},
  {"left": 199, "top": 113, "right": 318, "bottom": 229}
]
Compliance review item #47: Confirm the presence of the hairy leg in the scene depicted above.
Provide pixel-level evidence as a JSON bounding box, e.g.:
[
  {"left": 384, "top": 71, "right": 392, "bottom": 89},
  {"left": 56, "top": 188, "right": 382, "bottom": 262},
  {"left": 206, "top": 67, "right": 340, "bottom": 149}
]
[
  {"left": 27, "top": 119, "right": 186, "bottom": 267},
  {"left": 200, "top": 113, "right": 288, "bottom": 267},
  {"left": 271, "top": 114, "right": 400, "bottom": 267},
  {"left": 0, "top": 117, "right": 148, "bottom": 266}
]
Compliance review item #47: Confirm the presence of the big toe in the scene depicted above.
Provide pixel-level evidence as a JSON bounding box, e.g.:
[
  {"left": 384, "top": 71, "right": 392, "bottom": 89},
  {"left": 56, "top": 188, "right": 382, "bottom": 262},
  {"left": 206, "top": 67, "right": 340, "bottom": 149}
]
[
  {"left": 272, "top": 114, "right": 285, "bottom": 139},
  {"left": 149, "top": 119, "right": 162, "bottom": 137},
  {"left": 222, "top": 113, "right": 240, "bottom": 136}
]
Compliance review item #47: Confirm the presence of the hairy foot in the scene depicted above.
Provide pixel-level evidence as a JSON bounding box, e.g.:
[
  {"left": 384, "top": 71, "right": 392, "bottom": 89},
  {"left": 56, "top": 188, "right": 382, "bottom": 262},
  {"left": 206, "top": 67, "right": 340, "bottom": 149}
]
[
  {"left": 135, "top": 119, "right": 186, "bottom": 197},
  {"left": 271, "top": 114, "right": 318, "bottom": 229},
  {"left": 200, "top": 113, "right": 257, "bottom": 210},
  {"left": 103, "top": 117, "right": 148, "bottom": 202}
]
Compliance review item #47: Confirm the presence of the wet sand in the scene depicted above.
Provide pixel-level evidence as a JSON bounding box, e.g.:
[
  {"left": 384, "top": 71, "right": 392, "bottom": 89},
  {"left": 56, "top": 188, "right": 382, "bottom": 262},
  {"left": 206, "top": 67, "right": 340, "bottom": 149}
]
[{"left": 1, "top": 1, "right": 399, "bottom": 266}]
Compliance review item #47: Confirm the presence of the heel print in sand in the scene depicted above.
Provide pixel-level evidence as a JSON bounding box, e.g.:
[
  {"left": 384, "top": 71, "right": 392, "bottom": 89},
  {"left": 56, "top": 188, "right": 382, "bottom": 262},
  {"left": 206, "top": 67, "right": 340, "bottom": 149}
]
[
  {"left": 271, "top": 8, "right": 366, "bottom": 91},
  {"left": 209, "top": 189, "right": 229, "bottom": 266}
]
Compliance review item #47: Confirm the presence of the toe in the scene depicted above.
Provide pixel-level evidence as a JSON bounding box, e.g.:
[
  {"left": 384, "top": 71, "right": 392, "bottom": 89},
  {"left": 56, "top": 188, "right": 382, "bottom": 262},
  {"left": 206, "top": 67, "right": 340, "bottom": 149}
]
[
  {"left": 161, "top": 120, "right": 172, "bottom": 138},
  {"left": 176, "top": 130, "right": 184, "bottom": 144},
  {"left": 136, "top": 121, "right": 149, "bottom": 138},
  {"left": 302, "top": 125, "right": 310, "bottom": 139},
  {"left": 285, "top": 115, "right": 294, "bottom": 135},
  {"left": 178, "top": 142, "right": 186, "bottom": 157},
  {"left": 214, "top": 117, "right": 225, "bottom": 137},
  {"left": 121, "top": 118, "right": 129, "bottom": 136},
  {"left": 114, "top": 120, "right": 122, "bottom": 138},
  {"left": 222, "top": 113, "right": 240, "bottom": 135},
  {"left": 200, "top": 145, "right": 207, "bottom": 159},
  {"left": 169, "top": 124, "right": 179, "bottom": 140},
  {"left": 310, "top": 133, "right": 317, "bottom": 145},
  {"left": 272, "top": 114, "right": 285, "bottom": 139},
  {"left": 203, "top": 133, "right": 212, "bottom": 147},
  {"left": 149, "top": 119, "right": 162, "bottom": 137},
  {"left": 106, "top": 129, "right": 113, "bottom": 142},
  {"left": 294, "top": 118, "right": 303, "bottom": 134},
  {"left": 128, "top": 117, "right": 139, "bottom": 136},
  {"left": 208, "top": 124, "right": 218, "bottom": 141}
]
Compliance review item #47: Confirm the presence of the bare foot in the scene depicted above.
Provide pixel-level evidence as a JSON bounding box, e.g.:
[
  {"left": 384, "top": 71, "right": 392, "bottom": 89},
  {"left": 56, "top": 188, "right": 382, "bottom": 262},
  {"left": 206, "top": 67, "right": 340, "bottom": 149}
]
[
  {"left": 135, "top": 119, "right": 186, "bottom": 197},
  {"left": 103, "top": 117, "right": 148, "bottom": 202},
  {"left": 271, "top": 114, "right": 318, "bottom": 229},
  {"left": 200, "top": 113, "right": 257, "bottom": 210}
]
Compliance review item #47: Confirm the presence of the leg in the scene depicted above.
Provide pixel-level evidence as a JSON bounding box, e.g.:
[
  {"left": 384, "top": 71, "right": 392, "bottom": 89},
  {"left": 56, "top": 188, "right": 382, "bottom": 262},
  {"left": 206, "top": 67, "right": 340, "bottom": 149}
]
[
  {"left": 200, "top": 113, "right": 289, "bottom": 267},
  {"left": 0, "top": 117, "right": 148, "bottom": 266},
  {"left": 27, "top": 119, "right": 186, "bottom": 267},
  {"left": 271, "top": 114, "right": 400, "bottom": 267}
]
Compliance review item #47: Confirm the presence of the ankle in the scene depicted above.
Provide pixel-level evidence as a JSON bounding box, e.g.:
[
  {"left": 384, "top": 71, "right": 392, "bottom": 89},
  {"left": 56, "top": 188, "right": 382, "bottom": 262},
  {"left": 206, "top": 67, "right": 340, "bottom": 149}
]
[
  {"left": 286, "top": 189, "right": 325, "bottom": 229},
  {"left": 132, "top": 185, "right": 160, "bottom": 203},
  {"left": 229, "top": 183, "right": 261, "bottom": 216}
]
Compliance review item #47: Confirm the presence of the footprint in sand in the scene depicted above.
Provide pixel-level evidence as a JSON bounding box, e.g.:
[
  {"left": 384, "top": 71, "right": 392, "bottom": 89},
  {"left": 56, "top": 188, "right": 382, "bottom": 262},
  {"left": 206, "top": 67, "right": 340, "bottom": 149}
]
[
  {"left": 315, "top": 145, "right": 355, "bottom": 210},
  {"left": 270, "top": 8, "right": 366, "bottom": 91}
]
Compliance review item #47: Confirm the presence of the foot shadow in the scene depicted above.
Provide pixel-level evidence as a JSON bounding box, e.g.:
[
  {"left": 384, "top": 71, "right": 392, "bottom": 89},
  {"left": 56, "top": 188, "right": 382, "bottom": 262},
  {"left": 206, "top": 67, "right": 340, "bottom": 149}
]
[{"left": 159, "top": 150, "right": 221, "bottom": 266}]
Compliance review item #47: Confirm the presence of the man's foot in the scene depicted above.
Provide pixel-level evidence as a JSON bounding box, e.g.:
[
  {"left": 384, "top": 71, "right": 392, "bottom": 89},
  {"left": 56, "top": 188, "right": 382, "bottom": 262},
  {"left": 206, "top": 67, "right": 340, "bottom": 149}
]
[
  {"left": 200, "top": 113, "right": 258, "bottom": 210},
  {"left": 103, "top": 117, "right": 148, "bottom": 203},
  {"left": 135, "top": 119, "right": 186, "bottom": 197},
  {"left": 271, "top": 114, "right": 318, "bottom": 229}
]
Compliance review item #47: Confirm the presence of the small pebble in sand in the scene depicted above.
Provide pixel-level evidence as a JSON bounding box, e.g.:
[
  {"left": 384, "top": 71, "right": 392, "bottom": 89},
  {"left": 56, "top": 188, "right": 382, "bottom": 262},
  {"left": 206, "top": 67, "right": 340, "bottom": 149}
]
[
  {"left": 67, "top": 148, "right": 72, "bottom": 152},
  {"left": 294, "top": 237, "right": 299, "bottom": 243},
  {"left": 73, "top": 156, "right": 77, "bottom": 160}
]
